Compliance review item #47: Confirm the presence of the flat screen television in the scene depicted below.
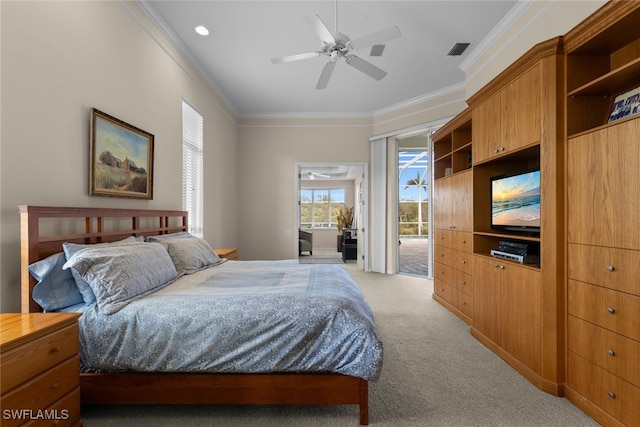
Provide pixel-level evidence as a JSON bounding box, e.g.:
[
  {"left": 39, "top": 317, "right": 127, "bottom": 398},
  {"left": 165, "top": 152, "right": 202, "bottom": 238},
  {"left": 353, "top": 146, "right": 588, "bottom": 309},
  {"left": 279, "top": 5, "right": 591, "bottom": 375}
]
[{"left": 490, "top": 169, "right": 541, "bottom": 235}]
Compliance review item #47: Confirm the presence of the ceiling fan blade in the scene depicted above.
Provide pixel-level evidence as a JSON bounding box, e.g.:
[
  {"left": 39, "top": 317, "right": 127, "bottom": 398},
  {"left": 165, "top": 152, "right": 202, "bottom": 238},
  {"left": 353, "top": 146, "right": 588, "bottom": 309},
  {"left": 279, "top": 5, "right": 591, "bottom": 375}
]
[
  {"left": 316, "top": 61, "right": 337, "bottom": 89},
  {"left": 304, "top": 15, "right": 336, "bottom": 43},
  {"left": 271, "top": 51, "right": 322, "bottom": 64},
  {"left": 345, "top": 55, "right": 387, "bottom": 81},
  {"left": 350, "top": 26, "right": 401, "bottom": 51}
]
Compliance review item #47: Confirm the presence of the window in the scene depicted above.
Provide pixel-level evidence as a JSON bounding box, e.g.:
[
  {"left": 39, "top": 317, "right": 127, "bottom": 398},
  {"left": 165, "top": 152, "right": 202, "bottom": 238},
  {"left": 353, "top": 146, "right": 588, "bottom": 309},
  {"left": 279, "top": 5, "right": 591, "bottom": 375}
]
[
  {"left": 300, "top": 187, "right": 345, "bottom": 228},
  {"left": 182, "top": 100, "right": 203, "bottom": 237}
]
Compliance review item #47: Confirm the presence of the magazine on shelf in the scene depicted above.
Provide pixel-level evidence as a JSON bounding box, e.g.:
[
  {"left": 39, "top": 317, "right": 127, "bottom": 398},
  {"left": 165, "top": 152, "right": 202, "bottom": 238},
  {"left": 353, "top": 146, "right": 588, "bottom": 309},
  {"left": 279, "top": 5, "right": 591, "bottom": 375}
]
[{"left": 608, "top": 86, "right": 640, "bottom": 123}]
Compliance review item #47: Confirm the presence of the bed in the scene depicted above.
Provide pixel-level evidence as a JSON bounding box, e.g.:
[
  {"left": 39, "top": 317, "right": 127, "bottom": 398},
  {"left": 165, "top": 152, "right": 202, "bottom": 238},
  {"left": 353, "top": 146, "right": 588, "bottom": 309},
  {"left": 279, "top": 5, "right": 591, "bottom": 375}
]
[{"left": 19, "top": 205, "right": 382, "bottom": 425}]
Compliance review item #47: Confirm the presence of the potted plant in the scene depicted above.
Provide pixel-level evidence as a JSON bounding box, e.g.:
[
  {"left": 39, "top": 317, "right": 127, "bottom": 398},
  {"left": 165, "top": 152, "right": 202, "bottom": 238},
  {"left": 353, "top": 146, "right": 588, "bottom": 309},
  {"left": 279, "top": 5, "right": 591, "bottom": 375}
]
[{"left": 336, "top": 206, "right": 354, "bottom": 252}]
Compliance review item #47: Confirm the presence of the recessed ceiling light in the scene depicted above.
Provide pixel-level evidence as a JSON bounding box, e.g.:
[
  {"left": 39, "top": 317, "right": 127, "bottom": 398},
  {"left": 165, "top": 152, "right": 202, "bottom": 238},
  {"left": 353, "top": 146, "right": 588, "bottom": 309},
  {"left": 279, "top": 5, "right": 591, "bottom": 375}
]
[{"left": 195, "top": 25, "right": 209, "bottom": 36}]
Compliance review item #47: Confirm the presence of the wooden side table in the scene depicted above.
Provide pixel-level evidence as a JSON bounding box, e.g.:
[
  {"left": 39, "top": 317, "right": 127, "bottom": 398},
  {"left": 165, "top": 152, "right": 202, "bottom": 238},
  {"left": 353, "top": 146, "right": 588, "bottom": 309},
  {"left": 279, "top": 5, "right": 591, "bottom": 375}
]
[
  {"left": 1, "top": 313, "right": 82, "bottom": 427},
  {"left": 214, "top": 247, "right": 238, "bottom": 260}
]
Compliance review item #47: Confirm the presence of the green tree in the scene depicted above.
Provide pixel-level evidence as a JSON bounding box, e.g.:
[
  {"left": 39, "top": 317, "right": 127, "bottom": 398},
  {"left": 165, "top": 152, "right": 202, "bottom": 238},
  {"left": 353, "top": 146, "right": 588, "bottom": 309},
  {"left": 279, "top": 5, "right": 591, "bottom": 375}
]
[{"left": 404, "top": 172, "right": 428, "bottom": 235}]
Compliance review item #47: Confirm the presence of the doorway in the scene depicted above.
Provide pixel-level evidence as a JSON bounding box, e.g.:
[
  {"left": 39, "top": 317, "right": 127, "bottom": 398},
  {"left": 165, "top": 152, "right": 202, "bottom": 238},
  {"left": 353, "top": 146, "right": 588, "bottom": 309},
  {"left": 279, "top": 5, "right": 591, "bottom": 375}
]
[
  {"left": 397, "top": 134, "right": 431, "bottom": 276},
  {"left": 296, "top": 163, "right": 367, "bottom": 270}
]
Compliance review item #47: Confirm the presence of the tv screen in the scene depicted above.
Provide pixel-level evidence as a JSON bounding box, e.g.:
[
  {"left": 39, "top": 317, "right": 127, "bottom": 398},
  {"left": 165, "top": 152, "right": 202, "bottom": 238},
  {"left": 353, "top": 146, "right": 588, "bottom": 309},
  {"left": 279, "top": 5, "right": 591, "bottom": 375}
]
[{"left": 491, "top": 170, "right": 540, "bottom": 234}]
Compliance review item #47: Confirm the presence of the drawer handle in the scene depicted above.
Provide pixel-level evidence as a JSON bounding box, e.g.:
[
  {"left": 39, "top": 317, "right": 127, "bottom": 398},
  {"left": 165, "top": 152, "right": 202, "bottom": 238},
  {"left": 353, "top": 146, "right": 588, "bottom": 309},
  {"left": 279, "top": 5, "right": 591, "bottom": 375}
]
[
  {"left": 461, "top": 301, "right": 466, "bottom": 306},
  {"left": 49, "top": 346, "right": 61, "bottom": 354},
  {"left": 461, "top": 281, "right": 466, "bottom": 285},
  {"left": 51, "top": 382, "right": 61, "bottom": 390},
  {"left": 461, "top": 260, "right": 466, "bottom": 264},
  {"left": 499, "top": 265, "right": 505, "bottom": 270},
  {"left": 607, "top": 265, "right": 615, "bottom": 272},
  {"left": 494, "top": 263, "right": 500, "bottom": 268},
  {"left": 607, "top": 391, "right": 616, "bottom": 399},
  {"left": 461, "top": 240, "right": 466, "bottom": 244},
  {"left": 607, "top": 349, "right": 615, "bottom": 357},
  {"left": 607, "top": 307, "right": 616, "bottom": 314}
]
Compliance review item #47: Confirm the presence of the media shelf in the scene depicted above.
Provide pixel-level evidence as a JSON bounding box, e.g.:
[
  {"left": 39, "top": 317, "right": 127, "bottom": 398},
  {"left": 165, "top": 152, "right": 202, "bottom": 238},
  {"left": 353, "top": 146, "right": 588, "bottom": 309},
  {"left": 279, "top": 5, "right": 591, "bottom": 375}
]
[
  {"left": 473, "top": 233, "right": 541, "bottom": 269},
  {"left": 565, "top": 2, "right": 640, "bottom": 136}
]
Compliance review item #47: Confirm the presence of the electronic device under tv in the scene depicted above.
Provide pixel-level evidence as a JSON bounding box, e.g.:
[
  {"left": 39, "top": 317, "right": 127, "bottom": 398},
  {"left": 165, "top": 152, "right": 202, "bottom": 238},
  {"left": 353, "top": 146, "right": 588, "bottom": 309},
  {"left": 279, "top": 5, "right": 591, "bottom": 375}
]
[{"left": 490, "top": 169, "right": 541, "bottom": 236}]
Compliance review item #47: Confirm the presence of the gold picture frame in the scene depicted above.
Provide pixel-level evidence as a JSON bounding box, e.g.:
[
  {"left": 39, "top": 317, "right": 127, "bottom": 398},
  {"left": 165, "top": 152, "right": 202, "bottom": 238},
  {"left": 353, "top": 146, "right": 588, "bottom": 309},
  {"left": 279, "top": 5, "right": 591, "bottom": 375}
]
[{"left": 90, "top": 108, "right": 154, "bottom": 199}]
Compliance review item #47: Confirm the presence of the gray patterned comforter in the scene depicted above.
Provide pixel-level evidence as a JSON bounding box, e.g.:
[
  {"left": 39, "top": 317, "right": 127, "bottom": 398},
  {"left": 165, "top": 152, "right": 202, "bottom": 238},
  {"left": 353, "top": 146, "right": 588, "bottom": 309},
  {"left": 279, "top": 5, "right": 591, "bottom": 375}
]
[{"left": 77, "top": 260, "right": 383, "bottom": 381}]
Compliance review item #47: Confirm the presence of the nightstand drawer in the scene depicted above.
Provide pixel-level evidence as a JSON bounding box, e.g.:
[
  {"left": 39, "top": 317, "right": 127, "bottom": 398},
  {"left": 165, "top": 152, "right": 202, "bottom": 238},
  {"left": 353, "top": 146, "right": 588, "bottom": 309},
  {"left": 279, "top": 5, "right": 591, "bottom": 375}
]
[
  {"left": 2, "top": 356, "right": 80, "bottom": 426},
  {"left": 23, "top": 387, "right": 82, "bottom": 427},
  {"left": 1, "top": 324, "right": 78, "bottom": 394}
]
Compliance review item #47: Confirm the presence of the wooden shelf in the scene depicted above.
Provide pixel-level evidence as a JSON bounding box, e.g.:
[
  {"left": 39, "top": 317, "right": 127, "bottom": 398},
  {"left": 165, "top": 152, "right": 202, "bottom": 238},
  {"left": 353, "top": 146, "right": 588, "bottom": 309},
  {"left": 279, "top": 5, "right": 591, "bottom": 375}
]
[
  {"left": 565, "top": 3, "right": 640, "bottom": 136},
  {"left": 432, "top": 108, "right": 472, "bottom": 179}
]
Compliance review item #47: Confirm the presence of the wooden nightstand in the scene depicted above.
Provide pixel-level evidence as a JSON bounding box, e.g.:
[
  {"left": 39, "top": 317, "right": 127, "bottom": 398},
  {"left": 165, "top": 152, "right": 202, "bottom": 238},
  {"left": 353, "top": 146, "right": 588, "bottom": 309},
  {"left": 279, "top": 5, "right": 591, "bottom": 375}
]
[
  {"left": 214, "top": 248, "right": 238, "bottom": 260},
  {"left": 1, "top": 313, "right": 82, "bottom": 427}
]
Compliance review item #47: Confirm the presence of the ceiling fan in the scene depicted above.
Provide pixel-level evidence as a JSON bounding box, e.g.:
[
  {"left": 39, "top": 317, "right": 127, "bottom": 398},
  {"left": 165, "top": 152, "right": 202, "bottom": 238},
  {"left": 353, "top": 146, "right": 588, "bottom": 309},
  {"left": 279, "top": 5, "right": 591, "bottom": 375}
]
[
  {"left": 271, "top": 11, "right": 401, "bottom": 89},
  {"left": 306, "top": 171, "right": 331, "bottom": 180}
]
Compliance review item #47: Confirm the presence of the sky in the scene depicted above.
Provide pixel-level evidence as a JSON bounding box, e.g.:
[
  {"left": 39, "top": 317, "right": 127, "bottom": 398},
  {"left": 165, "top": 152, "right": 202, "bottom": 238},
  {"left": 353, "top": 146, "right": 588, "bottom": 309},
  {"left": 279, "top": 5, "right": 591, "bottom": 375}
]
[{"left": 399, "top": 151, "right": 429, "bottom": 201}]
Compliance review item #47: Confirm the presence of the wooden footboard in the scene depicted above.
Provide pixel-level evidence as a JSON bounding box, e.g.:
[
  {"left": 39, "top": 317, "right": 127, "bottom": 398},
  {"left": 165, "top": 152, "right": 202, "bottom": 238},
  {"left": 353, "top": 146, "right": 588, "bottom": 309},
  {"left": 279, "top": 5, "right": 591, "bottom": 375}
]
[{"left": 81, "top": 373, "right": 369, "bottom": 424}]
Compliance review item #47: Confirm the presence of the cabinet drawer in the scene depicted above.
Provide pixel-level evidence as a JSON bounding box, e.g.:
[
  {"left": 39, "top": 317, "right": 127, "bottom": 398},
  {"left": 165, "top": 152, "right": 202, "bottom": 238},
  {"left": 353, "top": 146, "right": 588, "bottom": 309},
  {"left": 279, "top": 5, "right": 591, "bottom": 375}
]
[
  {"left": 434, "top": 245, "right": 453, "bottom": 268},
  {"left": 568, "top": 280, "right": 640, "bottom": 341},
  {"left": 434, "top": 262, "right": 454, "bottom": 286},
  {"left": 457, "top": 292, "right": 473, "bottom": 318},
  {"left": 568, "top": 352, "right": 640, "bottom": 427},
  {"left": 568, "top": 243, "right": 640, "bottom": 296},
  {"left": 568, "top": 315, "right": 640, "bottom": 387},
  {"left": 1, "top": 324, "right": 78, "bottom": 394},
  {"left": 452, "top": 231, "right": 472, "bottom": 253},
  {"left": 22, "top": 387, "right": 81, "bottom": 427},
  {"left": 455, "top": 270, "right": 473, "bottom": 297},
  {"left": 434, "top": 278, "right": 457, "bottom": 306},
  {"left": 434, "top": 228, "right": 452, "bottom": 248},
  {"left": 2, "top": 356, "right": 79, "bottom": 427}
]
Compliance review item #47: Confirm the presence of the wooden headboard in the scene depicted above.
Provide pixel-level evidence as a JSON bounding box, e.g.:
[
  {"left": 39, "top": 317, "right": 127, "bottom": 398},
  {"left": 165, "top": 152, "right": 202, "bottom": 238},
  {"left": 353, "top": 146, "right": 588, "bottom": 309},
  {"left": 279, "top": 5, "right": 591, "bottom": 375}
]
[{"left": 19, "top": 205, "right": 188, "bottom": 313}]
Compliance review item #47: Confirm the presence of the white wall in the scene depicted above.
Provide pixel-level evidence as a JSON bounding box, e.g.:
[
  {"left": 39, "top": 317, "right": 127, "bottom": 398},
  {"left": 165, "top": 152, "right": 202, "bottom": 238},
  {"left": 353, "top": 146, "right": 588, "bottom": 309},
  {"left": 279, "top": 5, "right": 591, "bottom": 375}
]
[
  {"left": 236, "top": 118, "right": 372, "bottom": 260},
  {"left": 0, "top": 1, "right": 237, "bottom": 311}
]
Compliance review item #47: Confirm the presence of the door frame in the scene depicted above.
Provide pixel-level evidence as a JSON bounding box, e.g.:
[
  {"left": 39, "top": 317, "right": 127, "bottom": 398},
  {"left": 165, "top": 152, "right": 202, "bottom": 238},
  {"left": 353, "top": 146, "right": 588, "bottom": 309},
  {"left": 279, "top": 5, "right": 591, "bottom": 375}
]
[{"left": 296, "top": 162, "right": 368, "bottom": 270}]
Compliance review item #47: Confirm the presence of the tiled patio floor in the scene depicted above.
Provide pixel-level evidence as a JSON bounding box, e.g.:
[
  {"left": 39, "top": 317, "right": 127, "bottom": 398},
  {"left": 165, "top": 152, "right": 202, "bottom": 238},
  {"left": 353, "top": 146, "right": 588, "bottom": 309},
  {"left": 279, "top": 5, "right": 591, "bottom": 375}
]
[{"left": 398, "top": 238, "right": 429, "bottom": 277}]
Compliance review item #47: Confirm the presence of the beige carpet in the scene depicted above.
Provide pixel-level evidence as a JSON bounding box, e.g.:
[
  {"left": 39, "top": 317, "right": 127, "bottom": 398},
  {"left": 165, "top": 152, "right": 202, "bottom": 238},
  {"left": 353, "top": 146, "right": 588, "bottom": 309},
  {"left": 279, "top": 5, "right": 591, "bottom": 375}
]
[{"left": 81, "top": 264, "right": 597, "bottom": 426}]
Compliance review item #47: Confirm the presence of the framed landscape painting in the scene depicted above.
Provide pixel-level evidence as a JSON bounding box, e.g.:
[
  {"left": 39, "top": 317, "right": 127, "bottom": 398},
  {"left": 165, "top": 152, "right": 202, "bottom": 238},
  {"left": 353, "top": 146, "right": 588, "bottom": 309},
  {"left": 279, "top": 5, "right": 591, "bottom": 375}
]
[{"left": 90, "top": 108, "right": 154, "bottom": 199}]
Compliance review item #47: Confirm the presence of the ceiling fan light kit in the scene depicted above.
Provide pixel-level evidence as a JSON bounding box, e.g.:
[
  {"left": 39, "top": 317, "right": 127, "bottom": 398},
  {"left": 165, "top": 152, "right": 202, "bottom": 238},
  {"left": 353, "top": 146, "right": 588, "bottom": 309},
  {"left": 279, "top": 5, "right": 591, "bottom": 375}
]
[{"left": 271, "top": 12, "right": 400, "bottom": 89}]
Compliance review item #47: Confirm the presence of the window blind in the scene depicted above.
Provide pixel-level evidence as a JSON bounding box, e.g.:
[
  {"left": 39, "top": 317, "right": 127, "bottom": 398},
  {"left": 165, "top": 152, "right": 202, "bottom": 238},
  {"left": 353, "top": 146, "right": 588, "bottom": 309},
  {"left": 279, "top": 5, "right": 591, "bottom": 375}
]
[{"left": 182, "top": 100, "right": 203, "bottom": 237}]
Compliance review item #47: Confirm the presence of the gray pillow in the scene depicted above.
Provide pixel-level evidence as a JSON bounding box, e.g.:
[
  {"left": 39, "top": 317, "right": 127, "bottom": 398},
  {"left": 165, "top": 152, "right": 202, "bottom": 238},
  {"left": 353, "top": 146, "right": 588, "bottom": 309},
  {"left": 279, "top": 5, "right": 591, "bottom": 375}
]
[
  {"left": 63, "top": 242, "right": 177, "bottom": 314},
  {"left": 62, "top": 236, "right": 138, "bottom": 304},
  {"left": 145, "top": 231, "right": 192, "bottom": 242},
  {"left": 160, "top": 236, "right": 223, "bottom": 274}
]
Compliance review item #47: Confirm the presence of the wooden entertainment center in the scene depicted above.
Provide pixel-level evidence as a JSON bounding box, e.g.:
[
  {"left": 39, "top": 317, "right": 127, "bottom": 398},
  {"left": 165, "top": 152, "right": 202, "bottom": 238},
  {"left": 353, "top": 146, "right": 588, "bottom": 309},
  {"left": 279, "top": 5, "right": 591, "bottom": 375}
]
[{"left": 433, "top": 2, "right": 640, "bottom": 426}]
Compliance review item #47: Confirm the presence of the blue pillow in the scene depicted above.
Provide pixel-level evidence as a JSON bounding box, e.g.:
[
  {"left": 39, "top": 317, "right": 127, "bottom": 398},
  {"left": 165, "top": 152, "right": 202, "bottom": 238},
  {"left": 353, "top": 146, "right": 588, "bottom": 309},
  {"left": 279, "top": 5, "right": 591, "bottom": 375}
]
[
  {"left": 62, "top": 236, "right": 137, "bottom": 304},
  {"left": 29, "top": 252, "right": 84, "bottom": 312}
]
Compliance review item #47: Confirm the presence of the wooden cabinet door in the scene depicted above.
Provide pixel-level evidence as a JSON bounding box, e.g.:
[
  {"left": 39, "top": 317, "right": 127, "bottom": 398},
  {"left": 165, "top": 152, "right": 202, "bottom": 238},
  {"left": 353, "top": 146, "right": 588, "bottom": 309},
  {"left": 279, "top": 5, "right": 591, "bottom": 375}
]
[
  {"left": 450, "top": 170, "right": 473, "bottom": 232},
  {"left": 567, "top": 119, "right": 640, "bottom": 250},
  {"left": 501, "top": 264, "right": 541, "bottom": 374},
  {"left": 473, "top": 256, "right": 501, "bottom": 345},
  {"left": 472, "top": 94, "right": 501, "bottom": 164},
  {"left": 501, "top": 65, "right": 541, "bottom": 152},
  {"left": 433, "top": 176, "right": 452, "bottom": 230}
]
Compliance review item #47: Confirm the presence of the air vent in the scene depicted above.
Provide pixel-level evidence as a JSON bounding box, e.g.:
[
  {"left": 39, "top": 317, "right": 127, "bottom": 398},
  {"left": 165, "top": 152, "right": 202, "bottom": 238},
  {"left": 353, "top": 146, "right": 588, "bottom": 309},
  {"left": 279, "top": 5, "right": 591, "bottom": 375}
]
[
  {"left": 447, "top": 42, "right": 470, "bottom": 56},
  {"left": 370, "top": 44, "right": 385, "bottom": 57}
]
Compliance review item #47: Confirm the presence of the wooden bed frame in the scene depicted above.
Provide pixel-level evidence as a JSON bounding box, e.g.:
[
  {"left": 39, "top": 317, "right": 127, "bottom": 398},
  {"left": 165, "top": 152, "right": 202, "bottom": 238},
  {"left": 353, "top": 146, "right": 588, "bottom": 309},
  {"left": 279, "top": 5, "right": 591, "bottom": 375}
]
[{"left": 19, "top": 205, "right": 370, "bottom": 425}]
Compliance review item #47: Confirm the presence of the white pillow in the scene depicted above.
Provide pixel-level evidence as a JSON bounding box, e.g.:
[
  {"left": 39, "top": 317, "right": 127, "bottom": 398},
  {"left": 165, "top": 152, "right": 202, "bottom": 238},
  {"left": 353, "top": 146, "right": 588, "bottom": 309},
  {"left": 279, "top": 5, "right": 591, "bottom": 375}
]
[{"left": 63, "top": 242, "right": 177, "bottom": 314}]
